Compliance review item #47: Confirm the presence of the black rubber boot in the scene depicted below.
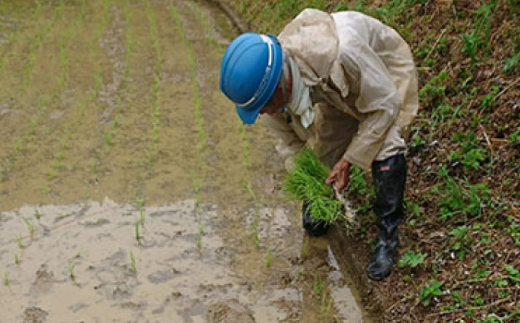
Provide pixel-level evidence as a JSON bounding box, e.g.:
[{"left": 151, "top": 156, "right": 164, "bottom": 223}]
[
  {"left": 302, "top": 201, "right": 329, "bottom": 237},
  {"left": 367, "top": 154, "right": 407, "bottom": 281}
]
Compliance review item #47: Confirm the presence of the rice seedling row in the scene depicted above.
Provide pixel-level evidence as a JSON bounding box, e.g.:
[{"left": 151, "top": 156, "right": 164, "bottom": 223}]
[
  {"left": 145, "top": 1, "right": 163, "bottom": 173},
  {"left": 0, "top": 3, "right": 65, "bottom": 188},
  {"left": 239, "top": 123, "right": 262, "bottom": 247},
  {"left": 170, "top": 1, "right": 206, "bottom": 251}
]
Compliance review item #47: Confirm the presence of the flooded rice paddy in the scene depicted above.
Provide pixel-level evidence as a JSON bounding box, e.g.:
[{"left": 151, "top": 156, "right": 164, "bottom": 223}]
[{"left": 0, "top": 1, "right": 366, "bottom": 322}]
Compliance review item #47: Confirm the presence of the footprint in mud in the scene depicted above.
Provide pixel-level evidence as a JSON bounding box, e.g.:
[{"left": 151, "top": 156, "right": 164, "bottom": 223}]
[
  {"left": 147, "top": 269, "right": 177, "bottom": 284},
  {"left": 207, "top": 300, "right": 255, "bottom": 323},
  {"left": 23, "top": 306, "right": 48, "bottom": 323},
  {"left": 31, "top": 264, "right": 57, "bottom": 295},
  {"left": 91, "top": 249, "right": 139, "bottom": 301}
]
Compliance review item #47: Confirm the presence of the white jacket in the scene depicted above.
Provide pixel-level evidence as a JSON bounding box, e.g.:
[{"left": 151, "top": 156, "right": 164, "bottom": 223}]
[{"left": 261, "top": 9, "right": 419, "bottom": 171}]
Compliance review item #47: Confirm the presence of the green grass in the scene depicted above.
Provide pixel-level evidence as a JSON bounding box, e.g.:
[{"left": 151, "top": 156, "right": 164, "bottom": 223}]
[
  {"left": 419, "top": 280, "right": 443, "bottom": 307},
  {"left": 398, "top": 250, "right": 427, "bottom": 269}
]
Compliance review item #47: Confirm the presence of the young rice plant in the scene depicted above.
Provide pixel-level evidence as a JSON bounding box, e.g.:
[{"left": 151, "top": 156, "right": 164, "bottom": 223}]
[{"left": 284, "top": 148, "right": 347, "bottom": 225}]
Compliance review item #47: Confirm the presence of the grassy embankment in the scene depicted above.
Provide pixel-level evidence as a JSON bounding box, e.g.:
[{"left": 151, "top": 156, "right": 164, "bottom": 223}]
[{"left": 221, "top": 0, "right": 520, "bottom": 321}]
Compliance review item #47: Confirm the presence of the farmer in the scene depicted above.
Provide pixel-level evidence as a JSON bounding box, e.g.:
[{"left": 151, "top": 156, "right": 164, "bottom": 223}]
[{"left": 219, "top": 9, "right": 418, "bottom": 281}]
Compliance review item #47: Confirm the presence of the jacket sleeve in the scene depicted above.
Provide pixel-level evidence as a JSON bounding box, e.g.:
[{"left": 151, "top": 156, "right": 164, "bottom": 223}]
[
  {"left": 259, "top": 113, "right": 305, "bottom": 170},
  {"left": 340, "top": 37, "right": 402, "bottom": 171}
]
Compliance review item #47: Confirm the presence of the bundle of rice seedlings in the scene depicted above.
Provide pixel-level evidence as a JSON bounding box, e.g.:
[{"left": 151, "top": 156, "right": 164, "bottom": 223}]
[{"left": 283, "top": 148, "right": 356, "bottom": 227}]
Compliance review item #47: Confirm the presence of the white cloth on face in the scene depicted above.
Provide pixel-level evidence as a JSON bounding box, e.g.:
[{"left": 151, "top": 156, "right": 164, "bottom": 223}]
[{"left": 286, "top": 56, "right": 314, "bottom": 128}]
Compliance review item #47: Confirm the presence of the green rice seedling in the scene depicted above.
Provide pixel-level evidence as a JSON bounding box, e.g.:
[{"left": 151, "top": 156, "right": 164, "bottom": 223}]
[
  {"left": 312, "top": 273, "right": 323, "bottom": 296},
  {"left": 191, "top": 2, "right": 218, "bottom": 48},
  {"left": 320, "top": 292, "right": 334, "bottom": 322},
  {"left": 134, "top": 220, "right": 141, "bottom": 246},
  {"left": 101, "top": 0, "right": 110, "bottom": 29},
  {"left": 193, "top": 177, "right": 200, "bottom": 195},
  {"left": 60, "top": 138, "right": 69, "bottom": 150},
  {"left": 55, "top": 213, "right": 73, "bottom": 221},
  {"left": 54, "top": 159, "right": 61, "bottom": 171},
  {"left": 21, "top": 216, "right": 35, "bottom": 237},
  {"left": 171, "top": 2, "right": 208, "bottom": 249},
  {"left": 146, "top": 4, "right": 162, "bottom": 75},
  {"left": 80, "top": 0, "right": 87, "bottom": 19},
  {"left": 136, "top": 196, "right": 144, "bottom": 212},
  {"left": 244, "top": 181, "right": 261, "bottom": 246},
  {"left": 16, "top": 236, "right": 24, "bottom": 249},
  {"left": 239, "top": 124, "right": 251, "bottom": 169},
  {"left": 265, "top": 249, "right": 273, "bottom": 268},
  {"left": 88, "top": 158, "right": 98, "bottom": 175},
  {"left": 89, "top": 1, "right": 110, "bottom": 97},
  {"left": 252, "top": 220, "right": 260, "bottom": 247},
  {"left": 296, "top": 266, "right": 303, "bottom": 281},
  {"left": 14, "top": 253, "right": 20, "bottom": 265},
  {"left": 135, "top": 196, "right": 145, "bottom": 225},
  {"left": 58, "top": 39, "right": 69, "bottom": 89},
  {"left": 15, "top": 139, "right": 23, "bottom": 152},
  {"left": 67, "top": 260, "right": 75, "bottom": 280},
  {"left": 23, "top": 44, "right": 36, "bottom": 89},
  {"left": 197, "top": 224, "right": 204, "bottom": 252},
  {"left": 58, "top": 0, "right": 65, "bottom": 15},
  {"left": 284, "top": 148, "right": 345, "bottom": 225},
  {"left": 239, "top": 124, "right": 262, "bottom": 246},
  {"left": 301, "top": 236, "right": 309, "bottom": 259},
  {"left": 3, "top": 272, "right": 9, "bottom": 287},
  {"left": 129, "top": 251, "right": 136, "bottom": 273},
  {"left": 93, "top": 59, "right": 102, "bottom": 98},
  {"left": 146, "top": 148, "right": 154, "bottom": 171},
  {"left": 104, "top": 130, "right": 113, "bottom": 146},
  {"left": 34, "top": 209, "right": 42, "bottom": 221},
  {"left": 34, "top": 0, "right": 42, "bottom": 15},
  {"left": 123, "top": 1, "right": 132, "bottom": 84}
]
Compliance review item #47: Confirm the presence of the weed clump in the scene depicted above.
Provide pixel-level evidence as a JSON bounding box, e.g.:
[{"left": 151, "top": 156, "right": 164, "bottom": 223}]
[{"left": 284, "top": 148, "right": 351, "bottom": 225}]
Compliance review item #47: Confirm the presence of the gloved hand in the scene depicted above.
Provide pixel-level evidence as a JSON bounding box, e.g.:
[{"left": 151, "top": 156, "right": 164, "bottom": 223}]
[{"left": 325, "top": 158, "right": 351, "bottom": 191}]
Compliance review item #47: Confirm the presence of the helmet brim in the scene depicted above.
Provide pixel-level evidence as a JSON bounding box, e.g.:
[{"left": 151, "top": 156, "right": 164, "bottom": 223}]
[{"left": 235, "top": 103, "right": 263, "bottom": 124}]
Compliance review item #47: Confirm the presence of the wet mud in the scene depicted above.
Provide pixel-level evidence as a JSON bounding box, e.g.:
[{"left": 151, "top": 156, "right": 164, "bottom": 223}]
[{"left": 0, "top": 0, "right": 368, "bottom": 322}]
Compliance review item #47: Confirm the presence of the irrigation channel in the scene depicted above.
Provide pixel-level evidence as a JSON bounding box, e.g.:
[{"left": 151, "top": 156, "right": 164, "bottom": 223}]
[{"left": 0, "top": 1, "right": 368, "bottom": 322}]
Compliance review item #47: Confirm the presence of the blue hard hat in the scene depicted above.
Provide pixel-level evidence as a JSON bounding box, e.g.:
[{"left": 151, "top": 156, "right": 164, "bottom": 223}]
[{"left": 220, "top": 33, "right": 283, "bottom": 124}]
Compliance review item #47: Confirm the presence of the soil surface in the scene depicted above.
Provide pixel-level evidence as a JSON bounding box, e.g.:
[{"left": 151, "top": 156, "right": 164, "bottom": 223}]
[{"left": 0, "top": 0, "right": 369, "bottom": 322}]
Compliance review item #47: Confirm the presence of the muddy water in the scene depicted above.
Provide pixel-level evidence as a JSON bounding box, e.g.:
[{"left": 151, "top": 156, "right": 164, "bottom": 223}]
[{"left": 0, "top": 1, "right": 367, "bottom": 322}]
